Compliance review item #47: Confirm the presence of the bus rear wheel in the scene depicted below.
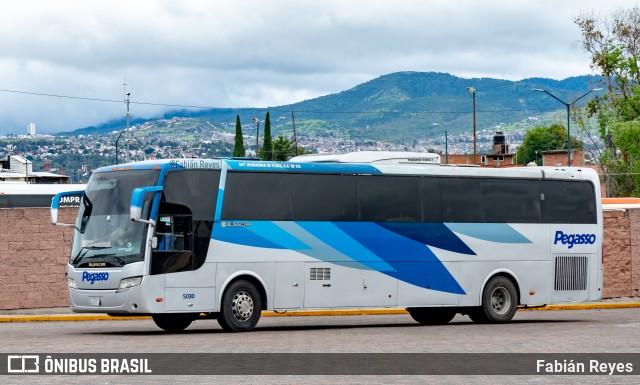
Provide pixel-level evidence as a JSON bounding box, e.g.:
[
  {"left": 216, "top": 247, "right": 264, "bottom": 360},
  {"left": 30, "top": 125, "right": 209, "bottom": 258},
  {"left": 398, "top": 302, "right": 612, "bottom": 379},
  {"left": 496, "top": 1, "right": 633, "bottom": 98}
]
[
  {"left": 407, "top": 308, "right": 456, "bottom": 325},
  {"left": 217, "top": 280, "right": 262, "bottom": 332},
  {"left": 152, "top": 313, "right": 193, "bottom": 332},
  {"left": 469, "top": 276, "right": 518, "bottom": 323}
]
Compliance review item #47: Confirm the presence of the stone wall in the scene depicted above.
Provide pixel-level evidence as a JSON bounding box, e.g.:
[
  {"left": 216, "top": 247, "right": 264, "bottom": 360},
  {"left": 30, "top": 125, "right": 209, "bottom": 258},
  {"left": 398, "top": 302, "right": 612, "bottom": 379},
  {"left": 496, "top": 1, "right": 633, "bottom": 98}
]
[
  {"left": 1, "top": 207, "right": 639, "bottom": 310},
  {"left": 0, "top": 208, "right": 75, "bottom": 310},
  {"left": 603, "top": 209, "right": 640, "bottom": 298}
]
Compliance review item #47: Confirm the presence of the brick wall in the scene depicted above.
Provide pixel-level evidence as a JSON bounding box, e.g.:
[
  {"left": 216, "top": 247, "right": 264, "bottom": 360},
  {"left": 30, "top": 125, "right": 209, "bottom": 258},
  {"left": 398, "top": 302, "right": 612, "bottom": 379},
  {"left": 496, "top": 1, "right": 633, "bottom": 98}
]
[
  {"left": 0, "top": 208, "right": 75, "bottom": 310},
  {"left": 630, "top": 209, "right": 640, "bottom": 297},
  {"left": 603, "top": 210, "right": 632, "bottom": 297},
  {"left": 1, "top": 207, "right": 639, "bottom": 310},
  {"left": 542, "top": 150, "right": 585, "bottom": 167}
]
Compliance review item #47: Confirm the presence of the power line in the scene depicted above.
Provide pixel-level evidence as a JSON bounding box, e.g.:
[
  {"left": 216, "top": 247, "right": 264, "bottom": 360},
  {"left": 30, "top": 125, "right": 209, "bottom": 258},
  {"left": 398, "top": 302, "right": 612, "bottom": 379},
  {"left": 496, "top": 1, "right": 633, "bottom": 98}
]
[{"left": 0, "top": 87, "right": 562, "bottom": 115}]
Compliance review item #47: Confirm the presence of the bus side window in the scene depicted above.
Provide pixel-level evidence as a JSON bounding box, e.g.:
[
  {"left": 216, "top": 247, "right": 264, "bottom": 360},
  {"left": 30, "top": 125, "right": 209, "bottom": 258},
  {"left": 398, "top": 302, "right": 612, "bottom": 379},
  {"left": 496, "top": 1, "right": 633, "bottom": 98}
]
[
  {"left": 156, "top": 215, "right": 190, "bottom": 251},
  {"left": 151, "top": 203, "right": 194, "bottom": 274}
]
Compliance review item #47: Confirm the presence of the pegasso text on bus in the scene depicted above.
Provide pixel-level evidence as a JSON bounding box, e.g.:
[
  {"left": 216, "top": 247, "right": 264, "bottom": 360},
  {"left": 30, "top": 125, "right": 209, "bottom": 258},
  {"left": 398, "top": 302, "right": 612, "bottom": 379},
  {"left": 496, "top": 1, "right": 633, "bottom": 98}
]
[
  {"left": 82, "top": 271, "right": 109, "bottom": 285},
  {"left": 554, "top": 231, "right": 596, "bottom": 249}
]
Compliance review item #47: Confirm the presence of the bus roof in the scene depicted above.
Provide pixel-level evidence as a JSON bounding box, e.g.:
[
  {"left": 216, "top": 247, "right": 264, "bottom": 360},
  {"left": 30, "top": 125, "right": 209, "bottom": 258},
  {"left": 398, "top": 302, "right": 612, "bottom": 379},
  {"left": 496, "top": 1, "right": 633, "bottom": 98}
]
[
  {"left": 289, "top": 151, "right": 440, "bottom": 165},
  {"left": 95, "top": 158, "right": 601, "bottom": 184},
  {"left": 0, "top": 183, "right": 85, "bottom": 196}
]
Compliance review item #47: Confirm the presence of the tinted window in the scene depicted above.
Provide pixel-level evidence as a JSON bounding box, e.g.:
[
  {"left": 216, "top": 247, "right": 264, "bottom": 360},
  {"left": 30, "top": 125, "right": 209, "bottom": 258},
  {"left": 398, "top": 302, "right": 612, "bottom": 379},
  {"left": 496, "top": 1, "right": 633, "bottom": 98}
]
[
  {"left": 84, "top": 170, "right": 159, "bottom": 216},
  {"left": 440, "top": 178, "right": 482, "bottom": 222},
  {"left": 222, "top": 172, "right": 293, "bottom": 220},
  {"left": 358, "top": 175, "right": 420, "bottom": 222},
  {"left": 541, "top": 180, "right": 596, "bottom": 224},
  {"left": 163, "top": 170, "right": 220, "bottom": 221},
  {"left": 420, "top": 177, "right": 443, "bottom": 222},
  {"left": 291, "top": 174, "right": 358, "bottom": 221},
  {"left": 0, "top": 194, "right": 55, "bottom": 208},
  {"left": 154, "top": 169, "right": 221, "bottom": 273},
  {"left": 481, "top": 178, "right": 541, "bottom": 223}
]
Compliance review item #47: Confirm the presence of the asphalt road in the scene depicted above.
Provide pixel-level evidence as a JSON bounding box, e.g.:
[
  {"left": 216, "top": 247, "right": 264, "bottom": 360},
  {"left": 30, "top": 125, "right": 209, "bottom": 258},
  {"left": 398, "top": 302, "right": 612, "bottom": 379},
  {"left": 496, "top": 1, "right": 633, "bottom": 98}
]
[{"left": 1, "top": 308, "right": 639, "bottom": 384}]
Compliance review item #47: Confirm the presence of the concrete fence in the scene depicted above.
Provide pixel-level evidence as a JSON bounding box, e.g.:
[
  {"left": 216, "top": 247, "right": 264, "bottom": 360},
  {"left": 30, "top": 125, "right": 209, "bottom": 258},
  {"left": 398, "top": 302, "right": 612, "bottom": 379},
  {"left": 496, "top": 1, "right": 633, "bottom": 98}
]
[{"left": 1, "top": 207, "right": 639, "bottom": 310}]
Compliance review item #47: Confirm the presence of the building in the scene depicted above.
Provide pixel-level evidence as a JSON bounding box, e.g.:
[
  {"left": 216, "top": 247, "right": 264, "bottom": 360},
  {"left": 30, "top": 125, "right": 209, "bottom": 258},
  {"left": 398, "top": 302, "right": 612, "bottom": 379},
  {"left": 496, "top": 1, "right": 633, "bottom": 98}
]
[
  {"left": 27, "top": 123, "right": 36, "bottom": 136},
  {"left": 444, "top": 132, "right": 516, "bottom": 167},
  {"left": 0, "top": 155, "right": 70, "bottom": 184},
  {"left": 541, "top": 149, "right": 585, "bottom": 167}
]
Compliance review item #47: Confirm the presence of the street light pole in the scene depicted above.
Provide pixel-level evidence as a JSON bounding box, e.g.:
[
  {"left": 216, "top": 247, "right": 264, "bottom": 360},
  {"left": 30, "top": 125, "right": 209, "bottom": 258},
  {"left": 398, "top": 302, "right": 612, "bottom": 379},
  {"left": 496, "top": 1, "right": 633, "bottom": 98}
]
[
  {"left": 253, "top": 118, "right": 260, "bottom": 156},
  {"left": 115, "top": 130, "right": 125, "bottom": 165},
  {"left": 532, "top": 87, "right": 601, "bottom": 167},
  {"left": 433, "top": 123, "right": 448, "bottom": 164},
  {"left": 466, "top": 87, "right": 477, "bottom": 164},
  {"left": 125, "top": 92, "right": 131, "bottom": 162}
]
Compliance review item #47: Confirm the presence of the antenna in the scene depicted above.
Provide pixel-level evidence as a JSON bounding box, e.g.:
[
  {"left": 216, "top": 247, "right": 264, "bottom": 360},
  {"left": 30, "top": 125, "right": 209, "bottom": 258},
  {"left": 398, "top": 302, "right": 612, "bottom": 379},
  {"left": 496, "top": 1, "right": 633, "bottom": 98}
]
[{"left": 123, "top": 79, "right": 130, "bottom": 162}]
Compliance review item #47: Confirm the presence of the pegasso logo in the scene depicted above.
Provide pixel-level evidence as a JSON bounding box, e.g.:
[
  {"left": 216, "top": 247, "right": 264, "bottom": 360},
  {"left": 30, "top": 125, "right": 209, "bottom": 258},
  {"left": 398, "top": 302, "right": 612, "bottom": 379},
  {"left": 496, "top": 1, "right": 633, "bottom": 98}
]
[
  {"left": 553, "top": 231, "right": 596, "bottom": 249},
  {"left": 82, "top": 271, "right": 109, "bottom": 285}
]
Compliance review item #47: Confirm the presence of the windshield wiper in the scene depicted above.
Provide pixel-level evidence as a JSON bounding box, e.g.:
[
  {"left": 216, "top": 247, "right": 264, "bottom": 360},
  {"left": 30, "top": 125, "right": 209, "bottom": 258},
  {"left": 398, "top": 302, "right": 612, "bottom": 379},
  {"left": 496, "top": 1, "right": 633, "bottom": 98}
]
[{"left": 72, "top": 244, "right": 112, "bottom": 265}]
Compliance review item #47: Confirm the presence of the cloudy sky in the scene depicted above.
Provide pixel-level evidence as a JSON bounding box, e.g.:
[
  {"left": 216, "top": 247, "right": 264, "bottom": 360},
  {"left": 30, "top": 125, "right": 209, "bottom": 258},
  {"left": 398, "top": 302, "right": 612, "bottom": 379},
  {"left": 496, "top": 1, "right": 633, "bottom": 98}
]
[{"left": 0, "top": 0, "right": 635, "bottom": 134}]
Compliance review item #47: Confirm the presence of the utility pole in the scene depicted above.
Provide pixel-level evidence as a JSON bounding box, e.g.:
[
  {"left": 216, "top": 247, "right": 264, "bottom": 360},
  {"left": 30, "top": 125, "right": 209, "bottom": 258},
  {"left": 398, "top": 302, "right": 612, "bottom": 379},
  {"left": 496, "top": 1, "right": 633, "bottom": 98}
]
[
  {"left": 125, "top": 92, "right": 131, "bottom": 162},
  {"left": 466, "top": 87, "right": 477, "bottom": 165},
  {"left": 292, "top": 110, "right": 298, "bottom": 156},
  {"left": 123, "top": 79, "right": 131, "bottom": 162},
  {"left": 253, "top": 118, "right": 260, "bottom": 156}
]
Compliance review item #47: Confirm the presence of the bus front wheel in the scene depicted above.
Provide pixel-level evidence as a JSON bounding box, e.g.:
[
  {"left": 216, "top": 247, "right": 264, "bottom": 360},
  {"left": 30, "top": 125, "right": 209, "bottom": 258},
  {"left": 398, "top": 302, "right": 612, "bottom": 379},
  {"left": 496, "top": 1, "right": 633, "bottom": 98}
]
[
  {"left": 217, "top": 280, "right": 262, "bottom": 332},
  {"left": 152, "top": 313, "right": 193, "bottom": 332},
  {"left": 407, "top": 308, "right": 456, "bottom": 325},
  {"left": 469, "top": 276, "right": 518, "bottom": 323}
]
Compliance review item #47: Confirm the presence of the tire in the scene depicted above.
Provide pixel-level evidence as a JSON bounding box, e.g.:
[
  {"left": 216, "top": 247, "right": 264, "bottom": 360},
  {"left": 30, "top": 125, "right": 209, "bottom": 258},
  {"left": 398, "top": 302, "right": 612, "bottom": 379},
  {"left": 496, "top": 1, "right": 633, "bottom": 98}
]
[
  {"left": 152, "top": 313, "right": 193, "bottom": 332},
  {"left": 471, "top": 276, "right": 518, "bottom": 323},
  {"left": 217, "top": 280, "right": 262, "bottom": 332},
  {"left": 407, "top": 307, "right": 456, "bottom": 325},
  {"left": 467, "top": 308, "right": 490, "bottom": 323}
]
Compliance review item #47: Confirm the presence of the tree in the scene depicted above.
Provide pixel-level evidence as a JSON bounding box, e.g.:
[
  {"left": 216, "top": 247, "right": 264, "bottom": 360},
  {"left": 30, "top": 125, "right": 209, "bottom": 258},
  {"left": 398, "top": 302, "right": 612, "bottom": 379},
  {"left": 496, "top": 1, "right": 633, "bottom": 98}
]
[
  {"left": 515, "top": 124, "right": 583, "bottom": 165},
  {"left": 259, "top": 112, "right": 273, "bottom": 161},
  {"left": 576, "top": 7, "right": 640, "bottom": 122},
  {"left": 609, "top": 121, "right": 640, "bottom": 196},
  {"left": 271, "top": 135, "right": 294, "bottom": 161},
  {"left": 575, "top": 6, "right": 640, "bottom": 195},
  {"left": 233, "top": 115, "right": 246, "bottom": 157}
]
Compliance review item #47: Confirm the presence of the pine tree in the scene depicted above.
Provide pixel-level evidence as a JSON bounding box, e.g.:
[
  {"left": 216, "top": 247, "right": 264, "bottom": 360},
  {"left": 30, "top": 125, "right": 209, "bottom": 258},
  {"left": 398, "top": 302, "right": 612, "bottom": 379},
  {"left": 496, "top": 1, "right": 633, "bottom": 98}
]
[
  {"left": 233, "top": 115, "right": 245, "bottom": 157},
  {"left": 259, "top": 112, "right": 273, "bottom": 160}
]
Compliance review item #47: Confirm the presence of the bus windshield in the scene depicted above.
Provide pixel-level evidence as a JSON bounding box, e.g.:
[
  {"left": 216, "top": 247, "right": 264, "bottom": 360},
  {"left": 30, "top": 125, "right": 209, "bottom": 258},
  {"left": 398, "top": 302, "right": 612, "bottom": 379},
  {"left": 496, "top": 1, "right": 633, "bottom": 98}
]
[{"left": 70, "top": 169, "right": 160, "bottom": 267}]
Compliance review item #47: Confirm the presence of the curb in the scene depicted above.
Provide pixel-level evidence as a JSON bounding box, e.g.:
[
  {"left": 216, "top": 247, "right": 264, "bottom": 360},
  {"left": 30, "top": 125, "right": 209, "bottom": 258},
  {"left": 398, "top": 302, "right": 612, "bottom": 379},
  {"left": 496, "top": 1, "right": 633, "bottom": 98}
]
[{"left": 1, "top": 302, "right": 639, "bottom": 323}]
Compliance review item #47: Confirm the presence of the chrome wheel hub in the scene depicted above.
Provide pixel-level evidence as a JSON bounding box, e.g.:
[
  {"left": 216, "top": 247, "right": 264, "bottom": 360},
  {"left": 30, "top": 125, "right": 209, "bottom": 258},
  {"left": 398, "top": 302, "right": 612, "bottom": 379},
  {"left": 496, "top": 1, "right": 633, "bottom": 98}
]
[
  {"left": 490, "top": 287, "right": 511, "bottom": 315},
  {"left": 231, "top": 291, "right": 254, "bottom": 321}
]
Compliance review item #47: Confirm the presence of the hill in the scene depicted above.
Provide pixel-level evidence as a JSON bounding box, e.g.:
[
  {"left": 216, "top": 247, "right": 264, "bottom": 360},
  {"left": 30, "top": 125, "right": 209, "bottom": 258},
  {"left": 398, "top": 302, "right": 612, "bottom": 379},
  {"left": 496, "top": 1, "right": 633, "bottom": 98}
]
[{"left": 67, "top": 71, "right": 602, "bottom": 143}]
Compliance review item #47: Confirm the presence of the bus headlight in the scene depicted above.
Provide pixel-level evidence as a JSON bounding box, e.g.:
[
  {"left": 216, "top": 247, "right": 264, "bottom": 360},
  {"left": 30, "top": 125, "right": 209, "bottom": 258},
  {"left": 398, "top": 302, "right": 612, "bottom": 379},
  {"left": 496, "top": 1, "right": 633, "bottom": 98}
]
[
  {"left": 117, "top": 276, "right": 143, "bottom": 292},
  {"left": 67, "top": 278, "right": 77, "bottom": 289}
]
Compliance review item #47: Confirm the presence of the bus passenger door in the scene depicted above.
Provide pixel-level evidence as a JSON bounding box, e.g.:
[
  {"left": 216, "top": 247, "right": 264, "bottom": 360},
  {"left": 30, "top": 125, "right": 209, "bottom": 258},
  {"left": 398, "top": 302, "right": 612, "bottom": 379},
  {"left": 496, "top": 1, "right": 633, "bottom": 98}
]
[{"left": 303, "top": 263, "right": 333, "bottom": 308}]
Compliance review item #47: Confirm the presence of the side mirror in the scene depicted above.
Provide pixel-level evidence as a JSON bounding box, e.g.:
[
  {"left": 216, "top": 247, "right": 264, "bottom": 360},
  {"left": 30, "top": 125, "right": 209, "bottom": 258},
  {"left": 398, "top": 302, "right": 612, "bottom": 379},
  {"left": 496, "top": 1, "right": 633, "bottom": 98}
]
[
  {"left": 51, "top": 190, "right": 84, "bottom": 226},
  {"left": 130, "top": 186, "right": 163, "bottom": 225}
]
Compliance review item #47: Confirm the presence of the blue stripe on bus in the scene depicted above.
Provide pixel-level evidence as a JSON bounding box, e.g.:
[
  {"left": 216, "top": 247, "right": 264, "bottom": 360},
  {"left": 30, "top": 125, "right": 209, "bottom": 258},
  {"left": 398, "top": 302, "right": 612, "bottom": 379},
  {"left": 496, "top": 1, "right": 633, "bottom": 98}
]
[
  {"left": 445, "top": 223, "right": 532, "bottom": 244},
  {"left": 212, "top": 220, "right": 469, "bottom": 294},
  {"left": 213, "top": 223, "right": 287, "bottom": 249},
  {"left": 225, "top": 160, "right": 383, "bottom": 174},
  {"left": 295, "top": 222, "right": 395, "bottom": 271},
  {"left": 247, "top": 222, "right": 311, "bottom": 250},
  {"left": 333, "top": 222, "right": 466, "bottom": 294},
  {"left": 375, "top": 222, "right": 476, "bottom": 255},
  {"left": 275, "top": 222, "right": 379, "bottom": 271}
]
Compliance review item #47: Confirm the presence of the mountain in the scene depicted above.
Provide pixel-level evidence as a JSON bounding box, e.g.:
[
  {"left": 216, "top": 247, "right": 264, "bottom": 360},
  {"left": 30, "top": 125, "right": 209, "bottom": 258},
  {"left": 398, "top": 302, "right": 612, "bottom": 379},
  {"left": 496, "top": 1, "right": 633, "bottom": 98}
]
[{"left": 67, "top": 71, "right": 603, "bottom": 142}]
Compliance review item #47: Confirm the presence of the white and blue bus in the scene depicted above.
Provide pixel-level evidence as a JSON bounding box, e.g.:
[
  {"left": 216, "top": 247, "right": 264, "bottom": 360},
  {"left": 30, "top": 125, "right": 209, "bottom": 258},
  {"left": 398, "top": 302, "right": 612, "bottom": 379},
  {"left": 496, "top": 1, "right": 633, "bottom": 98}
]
[{"left": 51, "top": 157, "right": 603, "bottom": 332}]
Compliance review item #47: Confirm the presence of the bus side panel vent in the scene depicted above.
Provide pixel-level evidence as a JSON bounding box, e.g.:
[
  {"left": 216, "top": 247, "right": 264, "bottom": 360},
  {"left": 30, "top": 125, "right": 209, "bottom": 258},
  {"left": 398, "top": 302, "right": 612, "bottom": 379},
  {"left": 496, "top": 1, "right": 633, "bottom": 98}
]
[
  {"left": 310, "top": 267, "right": 331, "bottom": 281},
  {"left": 554, "top": 256, "right": 588, "bottom": 291}
]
